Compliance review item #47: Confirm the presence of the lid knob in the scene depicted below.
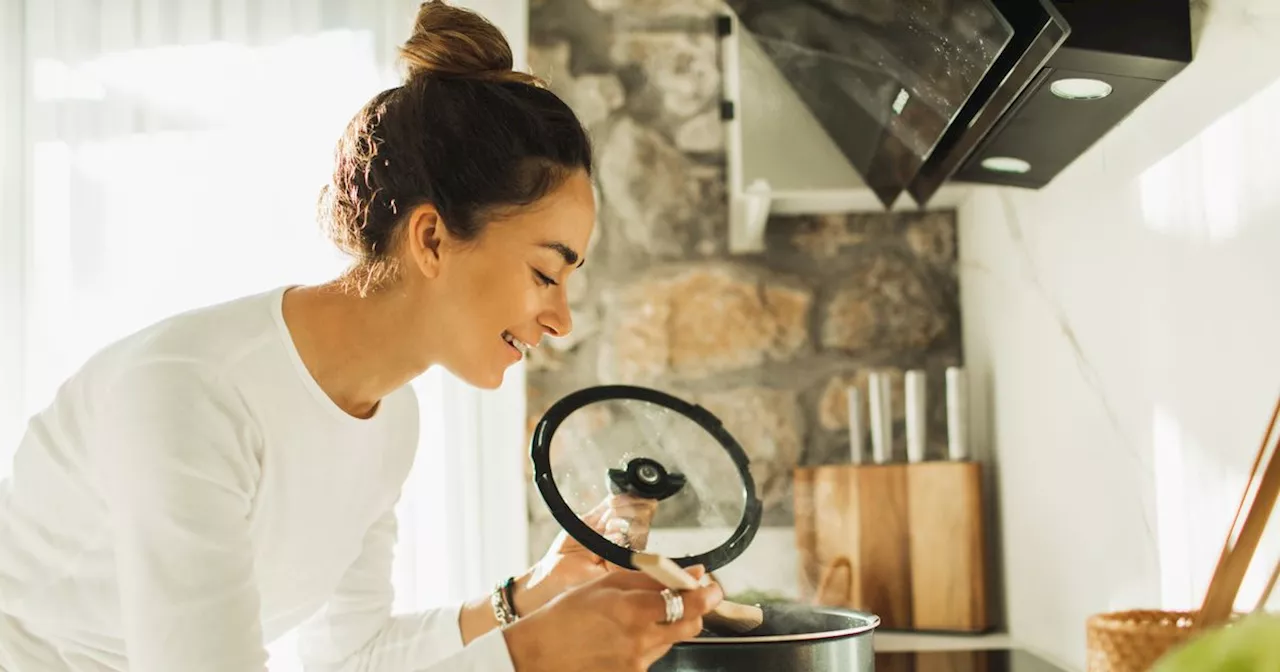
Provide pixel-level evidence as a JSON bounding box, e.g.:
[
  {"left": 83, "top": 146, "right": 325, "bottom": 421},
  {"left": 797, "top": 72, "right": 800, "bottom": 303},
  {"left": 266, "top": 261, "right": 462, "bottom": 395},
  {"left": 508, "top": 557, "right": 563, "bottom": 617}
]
[{"left": 607, "top": 457, "right": 688, "bottom": 501}]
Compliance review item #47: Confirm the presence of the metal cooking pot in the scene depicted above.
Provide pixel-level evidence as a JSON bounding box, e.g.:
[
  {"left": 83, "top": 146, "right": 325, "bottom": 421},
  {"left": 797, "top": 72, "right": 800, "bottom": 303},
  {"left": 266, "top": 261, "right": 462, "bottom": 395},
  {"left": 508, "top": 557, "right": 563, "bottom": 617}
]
[
  {"left": 529, "top": 385, "right": 880, "bottom": 672},
  {"left": 656, "top": 608, "right": 878, "bottom": 672}
]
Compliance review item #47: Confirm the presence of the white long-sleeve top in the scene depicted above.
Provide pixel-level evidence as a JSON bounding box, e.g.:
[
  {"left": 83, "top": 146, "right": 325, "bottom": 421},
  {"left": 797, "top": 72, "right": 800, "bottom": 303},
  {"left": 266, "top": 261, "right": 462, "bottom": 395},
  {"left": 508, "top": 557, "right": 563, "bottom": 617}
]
[{"left": 0, "top": 286, "right": 515, "bottom": 672}]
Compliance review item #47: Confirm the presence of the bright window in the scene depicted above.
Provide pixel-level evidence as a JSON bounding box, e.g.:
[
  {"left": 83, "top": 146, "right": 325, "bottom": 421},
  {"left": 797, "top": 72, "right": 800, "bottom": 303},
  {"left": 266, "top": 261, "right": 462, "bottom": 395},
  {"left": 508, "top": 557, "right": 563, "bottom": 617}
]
[{"left": 4, "top": 2, "right": 533, "bottom": 669}]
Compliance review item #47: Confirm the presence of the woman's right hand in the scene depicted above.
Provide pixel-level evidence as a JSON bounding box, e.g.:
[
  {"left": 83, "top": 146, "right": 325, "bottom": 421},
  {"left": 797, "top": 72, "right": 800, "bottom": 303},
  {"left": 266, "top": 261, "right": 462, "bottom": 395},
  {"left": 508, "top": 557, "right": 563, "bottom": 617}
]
[{"left": 503, "top": 566, "right": 722, "bottom": 672}]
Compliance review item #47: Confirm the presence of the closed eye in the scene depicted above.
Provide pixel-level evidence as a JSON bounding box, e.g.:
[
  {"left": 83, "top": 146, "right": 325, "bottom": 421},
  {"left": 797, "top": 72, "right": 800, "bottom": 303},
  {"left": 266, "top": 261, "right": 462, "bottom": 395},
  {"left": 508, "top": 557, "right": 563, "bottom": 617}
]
[{"left": 533, "top": 269, "right": 558, "bottom": 287}]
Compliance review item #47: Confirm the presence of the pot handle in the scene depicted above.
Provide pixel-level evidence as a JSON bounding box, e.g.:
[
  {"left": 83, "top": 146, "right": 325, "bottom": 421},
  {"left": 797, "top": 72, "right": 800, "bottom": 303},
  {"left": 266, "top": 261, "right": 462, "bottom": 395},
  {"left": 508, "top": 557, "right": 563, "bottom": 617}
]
[{"left": 814, "top": 556, "right": 853, "bottom": 607}]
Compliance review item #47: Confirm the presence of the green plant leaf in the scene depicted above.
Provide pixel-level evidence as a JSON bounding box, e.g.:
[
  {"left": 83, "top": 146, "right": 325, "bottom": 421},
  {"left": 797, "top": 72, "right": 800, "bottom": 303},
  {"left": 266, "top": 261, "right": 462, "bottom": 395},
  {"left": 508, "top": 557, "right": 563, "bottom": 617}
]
[{"left": 1153, "top": 613, "right": 1280, "bottom": 672}]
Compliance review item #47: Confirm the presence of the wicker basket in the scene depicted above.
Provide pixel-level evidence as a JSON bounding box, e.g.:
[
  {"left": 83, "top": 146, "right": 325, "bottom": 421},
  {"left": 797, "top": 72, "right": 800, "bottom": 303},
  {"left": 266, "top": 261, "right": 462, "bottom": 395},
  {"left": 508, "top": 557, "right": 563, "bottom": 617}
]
[
  {"left": 1085, "top": 610, "right": 1199, "bottom": 672},
  {"left": 1085, "top": 396, "right": 1280, "bottom": 671}
]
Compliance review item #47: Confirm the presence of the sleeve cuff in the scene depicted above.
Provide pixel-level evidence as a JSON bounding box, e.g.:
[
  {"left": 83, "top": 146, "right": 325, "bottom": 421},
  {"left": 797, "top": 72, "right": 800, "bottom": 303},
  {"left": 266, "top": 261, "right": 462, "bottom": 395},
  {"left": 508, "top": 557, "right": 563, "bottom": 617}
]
[
  {"left": 467, "top": 627, "right": 517, "bottom": 672},
  {"left": 419, "top": 624, "right": 515, "bottom": 672},
  {"left": 443, "top": 601, "right": 466, "bottom": 651}
]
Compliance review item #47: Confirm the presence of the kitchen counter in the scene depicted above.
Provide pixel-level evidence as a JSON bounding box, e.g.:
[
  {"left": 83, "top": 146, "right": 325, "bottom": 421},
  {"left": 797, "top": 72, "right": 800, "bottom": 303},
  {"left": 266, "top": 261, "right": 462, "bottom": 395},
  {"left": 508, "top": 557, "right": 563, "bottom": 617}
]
[
  {"left": 874, "top": 633, "right": 1076, "bottom": 672},
  {"left": 661, "top": 631, "right": 1074, "bottom": 672},
  {"left": 875, "top": 647, "right": 1073, "bottom": 672}
]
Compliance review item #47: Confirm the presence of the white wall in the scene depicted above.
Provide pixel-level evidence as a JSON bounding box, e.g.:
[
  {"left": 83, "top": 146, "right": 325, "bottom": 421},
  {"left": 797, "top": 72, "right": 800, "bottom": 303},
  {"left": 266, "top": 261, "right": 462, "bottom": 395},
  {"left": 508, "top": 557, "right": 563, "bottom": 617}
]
[{"left": 959, "top": 1, "right": 1280, "bottom": 669}]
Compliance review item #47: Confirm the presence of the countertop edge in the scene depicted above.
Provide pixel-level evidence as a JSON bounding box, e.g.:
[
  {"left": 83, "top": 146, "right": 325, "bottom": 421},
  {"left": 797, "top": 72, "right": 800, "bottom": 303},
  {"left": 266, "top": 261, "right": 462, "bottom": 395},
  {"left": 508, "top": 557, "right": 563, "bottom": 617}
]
[
  {"left": 873, "top": 631, "right": 1014, "bottom": 652},
  {"left": 873, "top": 632, "right": 1083, "bottom": 672}
]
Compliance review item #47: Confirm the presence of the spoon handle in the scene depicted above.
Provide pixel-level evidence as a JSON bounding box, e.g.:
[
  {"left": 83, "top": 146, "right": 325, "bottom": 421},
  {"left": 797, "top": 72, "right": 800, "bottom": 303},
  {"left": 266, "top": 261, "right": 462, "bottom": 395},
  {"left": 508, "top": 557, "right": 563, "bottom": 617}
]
[{"left": 631, "top": 552, "right": 764, "bottom": 633}]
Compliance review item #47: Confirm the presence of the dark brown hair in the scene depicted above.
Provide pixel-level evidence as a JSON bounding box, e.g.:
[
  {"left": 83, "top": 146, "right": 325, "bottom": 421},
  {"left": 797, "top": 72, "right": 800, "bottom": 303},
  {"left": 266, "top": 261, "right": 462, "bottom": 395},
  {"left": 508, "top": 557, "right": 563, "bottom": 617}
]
[{"left": 318, "top": 0, "right": 593, "bottom": 293}]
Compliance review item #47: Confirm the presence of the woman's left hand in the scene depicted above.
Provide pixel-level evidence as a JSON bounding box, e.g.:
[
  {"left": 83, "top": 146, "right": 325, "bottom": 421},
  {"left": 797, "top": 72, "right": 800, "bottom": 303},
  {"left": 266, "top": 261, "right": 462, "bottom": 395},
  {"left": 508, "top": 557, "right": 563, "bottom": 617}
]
[{"left": 513, "top": 494, "right": 658, "bottom": 615}]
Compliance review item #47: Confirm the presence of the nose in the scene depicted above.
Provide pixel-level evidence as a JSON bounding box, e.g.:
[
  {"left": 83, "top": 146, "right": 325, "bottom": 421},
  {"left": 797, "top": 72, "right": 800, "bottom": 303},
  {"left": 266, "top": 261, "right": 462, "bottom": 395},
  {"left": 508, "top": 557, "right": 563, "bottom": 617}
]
[{"left": 539, "top": 290, "right": 573, "bottom": 338}]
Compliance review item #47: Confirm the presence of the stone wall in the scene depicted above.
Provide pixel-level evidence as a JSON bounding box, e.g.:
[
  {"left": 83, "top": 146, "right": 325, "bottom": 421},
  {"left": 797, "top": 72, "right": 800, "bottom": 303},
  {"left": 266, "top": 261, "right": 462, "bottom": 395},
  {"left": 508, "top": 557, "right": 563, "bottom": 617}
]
[{"left": 524, "top": 0, "right": 962, "bottom": 579}]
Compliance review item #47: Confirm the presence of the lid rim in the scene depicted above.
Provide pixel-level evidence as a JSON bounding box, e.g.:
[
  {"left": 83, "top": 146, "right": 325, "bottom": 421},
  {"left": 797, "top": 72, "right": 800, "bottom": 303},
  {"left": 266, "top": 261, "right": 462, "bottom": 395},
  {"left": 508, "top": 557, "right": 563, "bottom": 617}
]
[{"left": 530, "top": 384, "right": 764, "bottom": 573}]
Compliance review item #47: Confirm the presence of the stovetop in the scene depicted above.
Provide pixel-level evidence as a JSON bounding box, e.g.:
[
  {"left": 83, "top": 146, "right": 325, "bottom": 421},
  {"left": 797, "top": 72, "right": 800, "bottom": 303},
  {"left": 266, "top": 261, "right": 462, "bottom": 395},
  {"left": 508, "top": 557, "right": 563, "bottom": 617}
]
[{"left": 875, "top": 648, "right": 1072, "bottom": 672}]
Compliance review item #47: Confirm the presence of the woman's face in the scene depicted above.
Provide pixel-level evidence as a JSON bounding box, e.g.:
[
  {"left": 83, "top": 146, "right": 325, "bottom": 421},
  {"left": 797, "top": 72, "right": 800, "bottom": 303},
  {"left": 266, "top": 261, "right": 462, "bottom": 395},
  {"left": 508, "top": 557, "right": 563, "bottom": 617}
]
[{"left": 405, "top": 170, "right": 596, "bottom": 389}]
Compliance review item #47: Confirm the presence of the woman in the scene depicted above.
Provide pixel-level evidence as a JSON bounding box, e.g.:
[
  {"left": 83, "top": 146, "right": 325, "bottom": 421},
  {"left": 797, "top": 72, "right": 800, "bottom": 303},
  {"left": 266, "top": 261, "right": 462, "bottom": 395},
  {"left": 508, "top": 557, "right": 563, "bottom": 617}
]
[{"left": 0, "top": 1, "right": 721, "bottom": 671}]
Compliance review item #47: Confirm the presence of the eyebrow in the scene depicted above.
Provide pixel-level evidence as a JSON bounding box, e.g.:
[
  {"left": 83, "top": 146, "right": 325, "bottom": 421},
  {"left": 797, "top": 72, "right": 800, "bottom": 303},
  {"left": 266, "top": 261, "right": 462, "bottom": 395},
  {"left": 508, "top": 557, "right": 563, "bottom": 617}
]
[{"left": 541, "top": 241, "right": 585, "bottom": 268}]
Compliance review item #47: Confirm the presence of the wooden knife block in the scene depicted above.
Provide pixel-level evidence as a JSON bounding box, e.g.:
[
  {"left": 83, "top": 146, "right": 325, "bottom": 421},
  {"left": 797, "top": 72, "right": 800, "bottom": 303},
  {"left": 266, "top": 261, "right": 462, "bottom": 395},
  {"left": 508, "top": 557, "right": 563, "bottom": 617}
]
[{"left": 793, "top": 461, "right": 991, "bottom": 632}]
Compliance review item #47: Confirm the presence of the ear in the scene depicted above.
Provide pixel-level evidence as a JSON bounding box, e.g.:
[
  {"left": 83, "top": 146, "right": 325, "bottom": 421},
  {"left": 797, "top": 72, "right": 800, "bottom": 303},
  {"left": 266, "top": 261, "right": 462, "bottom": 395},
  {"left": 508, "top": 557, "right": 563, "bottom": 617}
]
[{"left": 405, "top": 203, "right": 445, "bottom": 279}]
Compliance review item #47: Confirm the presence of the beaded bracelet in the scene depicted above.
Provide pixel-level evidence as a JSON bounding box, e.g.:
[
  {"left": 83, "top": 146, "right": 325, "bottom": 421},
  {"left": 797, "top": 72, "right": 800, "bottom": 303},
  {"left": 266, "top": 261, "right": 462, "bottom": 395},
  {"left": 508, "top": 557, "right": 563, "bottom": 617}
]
[
  {"left": 504, "top": 578, "right": 518, "bottom": 619},
  {"left": 491, "top": 576, "right": 518, "bottom": 627}
]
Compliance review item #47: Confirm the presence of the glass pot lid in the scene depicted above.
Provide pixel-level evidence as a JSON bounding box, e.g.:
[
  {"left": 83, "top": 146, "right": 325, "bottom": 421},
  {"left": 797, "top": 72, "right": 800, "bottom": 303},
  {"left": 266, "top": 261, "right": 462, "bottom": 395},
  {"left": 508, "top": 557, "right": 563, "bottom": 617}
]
[{"left": 530, "top": 385, "right": 763, "bottom": 573}]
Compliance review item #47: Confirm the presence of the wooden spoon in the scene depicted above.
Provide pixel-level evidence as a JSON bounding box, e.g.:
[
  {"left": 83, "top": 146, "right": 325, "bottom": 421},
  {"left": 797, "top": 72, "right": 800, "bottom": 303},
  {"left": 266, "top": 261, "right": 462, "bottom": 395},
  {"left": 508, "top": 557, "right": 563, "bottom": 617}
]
[
  {"left": 1198, "top": 394, "right": 1280, "bottom": 627},
  {"left": 632, "top": 551, "right": 764, "bottom": 634}
]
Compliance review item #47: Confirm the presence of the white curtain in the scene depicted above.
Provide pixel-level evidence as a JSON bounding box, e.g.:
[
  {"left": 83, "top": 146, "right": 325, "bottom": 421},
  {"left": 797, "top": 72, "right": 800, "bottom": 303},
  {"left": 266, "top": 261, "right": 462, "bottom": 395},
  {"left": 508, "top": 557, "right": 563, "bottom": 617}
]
[
  {"left": 0, "top": 0, "right": 531, "bottom": 668},
  {"left": 0, "top": 0, "right": 26, "bottom": 471}
]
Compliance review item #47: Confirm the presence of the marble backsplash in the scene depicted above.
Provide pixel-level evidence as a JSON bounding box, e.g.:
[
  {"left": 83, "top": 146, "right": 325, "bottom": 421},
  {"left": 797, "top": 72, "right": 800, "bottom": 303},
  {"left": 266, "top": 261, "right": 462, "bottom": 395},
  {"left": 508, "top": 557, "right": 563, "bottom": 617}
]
[{"left": 523, "top": 0, "right": 963, "bottom": 570}]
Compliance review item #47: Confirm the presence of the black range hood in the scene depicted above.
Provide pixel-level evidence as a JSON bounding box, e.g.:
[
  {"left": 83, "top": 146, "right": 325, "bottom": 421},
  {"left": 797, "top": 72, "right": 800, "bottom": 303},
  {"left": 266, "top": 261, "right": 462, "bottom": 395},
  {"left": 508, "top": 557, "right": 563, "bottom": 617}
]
[
  {"left": 943, "top": 1, "right": 1194, "bottom": 192},
  {"left": 720, "top": 0, "right": 1193, "bottom": 210}
]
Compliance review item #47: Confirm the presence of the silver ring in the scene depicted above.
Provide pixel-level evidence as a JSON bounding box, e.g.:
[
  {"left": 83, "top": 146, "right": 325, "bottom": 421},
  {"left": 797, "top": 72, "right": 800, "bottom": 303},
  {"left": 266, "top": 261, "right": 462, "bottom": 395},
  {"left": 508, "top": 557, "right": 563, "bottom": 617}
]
[
  {"left": 660, "top": 588, "right": 684, "bottom": 624},
  {"left": 615, "top": 518, "right": 631, "bottom": 536}
]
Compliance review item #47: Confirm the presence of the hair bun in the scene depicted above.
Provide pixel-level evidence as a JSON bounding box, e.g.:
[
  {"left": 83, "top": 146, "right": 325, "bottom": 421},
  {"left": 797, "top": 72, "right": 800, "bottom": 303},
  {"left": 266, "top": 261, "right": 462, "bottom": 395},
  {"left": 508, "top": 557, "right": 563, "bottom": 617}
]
[{"left": 400, "top": 0, "right": 539, "bottom": 86}]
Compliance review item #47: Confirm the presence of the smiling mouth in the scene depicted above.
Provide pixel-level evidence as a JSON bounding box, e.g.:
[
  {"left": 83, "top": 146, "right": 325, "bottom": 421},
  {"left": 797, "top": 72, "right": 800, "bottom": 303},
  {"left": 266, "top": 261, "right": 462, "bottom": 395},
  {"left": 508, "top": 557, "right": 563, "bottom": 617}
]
[{"left": 502, "top": 331, "right": 533, "bottom": 357}]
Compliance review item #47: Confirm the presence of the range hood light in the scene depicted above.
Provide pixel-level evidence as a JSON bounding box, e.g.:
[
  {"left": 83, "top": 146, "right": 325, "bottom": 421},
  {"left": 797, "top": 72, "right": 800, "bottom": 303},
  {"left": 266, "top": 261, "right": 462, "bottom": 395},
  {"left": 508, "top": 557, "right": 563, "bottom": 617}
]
[
  {"left": 980, "top": 157, "right": 1032, "bottom": 174},
  {"left": 1050, "top": 78, "right": 1114, "bottom": 101}
]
